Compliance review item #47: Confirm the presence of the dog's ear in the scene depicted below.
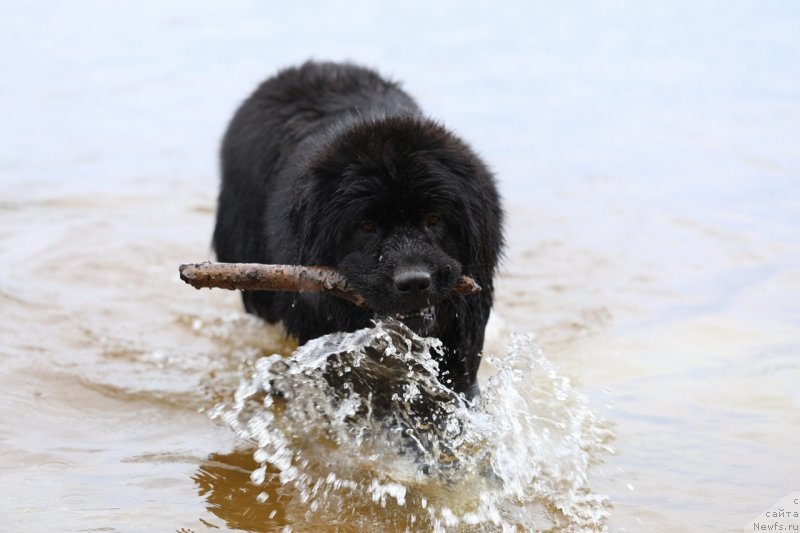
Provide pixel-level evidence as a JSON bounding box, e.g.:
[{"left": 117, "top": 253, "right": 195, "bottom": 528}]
[
  {"left": 473, "top": 167, "right": 504, "bottom": 274},
  {"left": 430, "top": 145, "right": 504, "bottom": 281},
  {"left": 465, "top": 164, "right": 504, "bottom": 281},
  {"left": 288, "top": 179, "right": 314, "bottom": 265}
]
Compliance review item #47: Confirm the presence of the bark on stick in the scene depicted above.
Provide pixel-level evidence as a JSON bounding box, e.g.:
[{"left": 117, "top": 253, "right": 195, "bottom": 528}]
[{"left": 178, "top": 262, "right": 481, "bottom": 308}]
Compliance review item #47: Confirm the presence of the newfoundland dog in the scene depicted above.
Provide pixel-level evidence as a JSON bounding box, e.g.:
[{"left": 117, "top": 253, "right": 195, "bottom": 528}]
[{"left": 213, "top": 61, "right": 503, "bottom": 398}]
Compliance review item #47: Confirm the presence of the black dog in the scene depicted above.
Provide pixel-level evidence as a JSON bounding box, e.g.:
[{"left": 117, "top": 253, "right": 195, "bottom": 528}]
[{"left": 213, "top": 62, "right": 503, "bottom": 397}]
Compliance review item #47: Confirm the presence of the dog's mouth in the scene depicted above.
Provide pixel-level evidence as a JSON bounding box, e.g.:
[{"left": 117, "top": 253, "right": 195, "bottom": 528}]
[{"left": 390, "top": 305, "right": 436, "bottom": 335}]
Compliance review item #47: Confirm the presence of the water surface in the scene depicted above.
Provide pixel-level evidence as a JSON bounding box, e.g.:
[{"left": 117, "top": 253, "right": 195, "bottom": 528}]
[{"left": 1, "top": 2, "right": 799, "bottom": 531}]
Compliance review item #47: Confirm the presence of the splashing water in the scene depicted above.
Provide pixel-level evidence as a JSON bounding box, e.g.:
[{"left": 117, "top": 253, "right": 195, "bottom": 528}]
[{"left": 212, "top": 319, "right": 614, "bottom": 531}]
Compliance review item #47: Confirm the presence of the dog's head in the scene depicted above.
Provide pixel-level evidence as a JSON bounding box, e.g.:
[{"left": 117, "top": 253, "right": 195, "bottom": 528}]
[{"left": 290, "top": 115, "right": 500, "bottom": 330}]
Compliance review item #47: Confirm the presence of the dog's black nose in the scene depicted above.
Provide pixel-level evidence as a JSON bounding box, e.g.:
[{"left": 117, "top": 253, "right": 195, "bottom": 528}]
[{"left": 393, "top": 268, "right": 432, "bottom": 293}]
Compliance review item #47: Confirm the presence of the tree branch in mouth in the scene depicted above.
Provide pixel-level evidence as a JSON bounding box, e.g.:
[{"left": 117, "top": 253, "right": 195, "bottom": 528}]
[{"left": 178, "top": 262, "right": 481, "bottom": 309}]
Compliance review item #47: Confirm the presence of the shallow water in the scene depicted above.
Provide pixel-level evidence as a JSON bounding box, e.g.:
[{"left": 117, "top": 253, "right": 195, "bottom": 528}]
[
  {"left": 211, "top": 320, "right": 613, "bottom": 531},
  {"left": 2, "top": 2, "right": 799, "bottom": 532}
]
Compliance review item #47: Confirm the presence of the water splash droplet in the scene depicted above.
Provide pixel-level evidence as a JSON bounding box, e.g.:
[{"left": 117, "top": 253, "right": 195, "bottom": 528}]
[{"left": 212, "top": 318, "right": 614, "bottom": 530}]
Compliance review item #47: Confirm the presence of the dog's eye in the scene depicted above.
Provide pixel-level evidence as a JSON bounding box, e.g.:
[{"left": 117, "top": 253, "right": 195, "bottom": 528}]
[
  {"left": 424, "top": 214, "right": 441, "bottom": 227},
  {"left": 359, "top": 220, "right": 377, "bottom": 232}
]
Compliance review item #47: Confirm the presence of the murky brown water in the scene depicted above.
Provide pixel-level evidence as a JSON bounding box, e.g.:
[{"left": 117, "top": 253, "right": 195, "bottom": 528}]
[
  {"left": 3, "top": 175, "right": 798, "bottom": 531},
  {"left": 2, "top": 2, "right": 799, "bottom": 532}
]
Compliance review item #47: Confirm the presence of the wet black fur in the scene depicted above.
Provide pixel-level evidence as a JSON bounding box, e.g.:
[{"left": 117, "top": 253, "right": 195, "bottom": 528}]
[{"left": 213, "top": 61, "right": 503, "bottom": 397}]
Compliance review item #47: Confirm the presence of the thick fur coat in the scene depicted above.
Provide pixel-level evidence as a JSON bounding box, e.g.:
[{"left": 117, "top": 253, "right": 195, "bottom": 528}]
[{"left": 213, "top": 62, "right": 503, "bottom": 397}]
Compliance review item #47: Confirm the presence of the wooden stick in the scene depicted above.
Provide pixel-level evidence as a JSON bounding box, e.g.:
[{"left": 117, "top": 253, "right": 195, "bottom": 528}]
[{"left": 178, "top": 262, "right": 481, "bottom": 308}]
